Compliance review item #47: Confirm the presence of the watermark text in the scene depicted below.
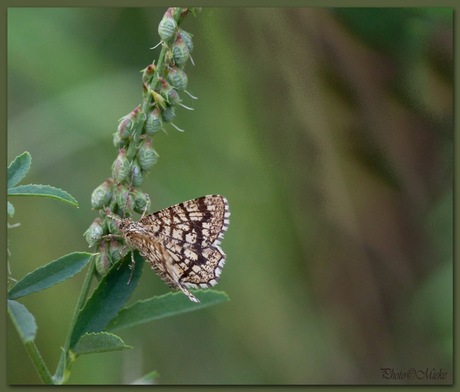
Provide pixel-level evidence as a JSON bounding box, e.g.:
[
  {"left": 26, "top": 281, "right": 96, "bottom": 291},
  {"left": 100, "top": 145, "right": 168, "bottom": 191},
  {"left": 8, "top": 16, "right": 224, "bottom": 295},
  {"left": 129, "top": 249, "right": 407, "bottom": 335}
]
[{"left": 380, "top": 368, "right": 448, "bottom": 381}]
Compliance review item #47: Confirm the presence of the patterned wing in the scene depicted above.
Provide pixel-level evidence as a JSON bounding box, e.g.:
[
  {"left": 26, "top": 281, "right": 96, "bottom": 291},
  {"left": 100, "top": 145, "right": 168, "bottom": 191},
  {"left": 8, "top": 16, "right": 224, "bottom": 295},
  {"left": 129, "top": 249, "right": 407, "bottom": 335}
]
[
  {"left": 134, "top": 236, "right": 202, "bottom": 303},
  {"left": 139, "top": 194, "right": 230, "bottom": 248},
  {"left": 136, "top": 195, "right": 230, "bottom": 302},
  {"left": 161, "top": 239, "right": 227, "bottom": 288}
]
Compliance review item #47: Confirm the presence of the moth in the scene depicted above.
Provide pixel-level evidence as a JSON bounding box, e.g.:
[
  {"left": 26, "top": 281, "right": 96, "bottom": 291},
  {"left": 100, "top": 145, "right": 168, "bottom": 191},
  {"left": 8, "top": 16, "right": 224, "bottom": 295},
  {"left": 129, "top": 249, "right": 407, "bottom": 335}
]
[{"left": 106, "top": 194, "right": 230, "bottom": 303}]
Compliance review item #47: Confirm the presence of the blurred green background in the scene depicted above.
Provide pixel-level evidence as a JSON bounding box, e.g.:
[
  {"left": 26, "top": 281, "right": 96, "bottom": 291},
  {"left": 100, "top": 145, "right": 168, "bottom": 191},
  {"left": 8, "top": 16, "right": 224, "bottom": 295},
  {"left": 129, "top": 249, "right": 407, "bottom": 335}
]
[{"left": 7, "top": 8, "right": 453, "bottom": 384}]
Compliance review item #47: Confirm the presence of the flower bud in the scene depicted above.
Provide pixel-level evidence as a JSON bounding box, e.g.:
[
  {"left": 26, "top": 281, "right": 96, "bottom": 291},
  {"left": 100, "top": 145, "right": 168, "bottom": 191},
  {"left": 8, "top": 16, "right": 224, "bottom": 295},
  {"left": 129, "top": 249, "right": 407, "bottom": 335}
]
[
  {"left": 109, "top": 239, "right": 124, "bottom": 264},
  {"left": 145, "top": 108, "right": 163, "bottom": 135},
  {"left": 137, "top": 138, "right": 159, "bottom": 171},
  {"left": 159, "top": 78, "right": 181, "bottom": 106},
  {"left": 116, "top": 185, "right": 134, "bottom": 212},
  {"left": 167, "top": 87, "right": 181, "bottom": 106},
  {"left": 161, "top": 106, "right": 176, "bottom": 123},
  {"left": 112, "top": 132, "right": 126, "bottom": 149},
  {"left": 106, "top": 214, "right": 120, "bottom": 234},
  {"left": 117, "top": 106, "right": 141, "bottom": 141},
  {"left": 171, "top": 36, "right": 190, "bottom": 66},
  {"left": 117, "top": 116, "right": 133, "bottom": 141},
  {"left": 133, "top": 189, "right": 151, "bottom": 214},
  {"left": 91, "top": 179, "right": 114, "bottom": 210},
  {"left": 112, "top": 149, "right": 130, "bottom": 183},
  {"left": 95, "top": 242, "right": 112, "bottom": 276},
  {"left": 84, "top": 217, "right": 105, "bottom": 247},
  {"left": 178, "top": 29, "right": 194, "bottom": 53},
  {"left": 142, "top": 64, "right": 156, "bottom": 84},
  {"left": 158, "top": 11, "right": 177, "bottom": 41},
  {"left": 131, "top": 160, "right": 143, "bottom": 187},
  {"left": 167, "top": 66, "right": 188, "bottom": 91}
]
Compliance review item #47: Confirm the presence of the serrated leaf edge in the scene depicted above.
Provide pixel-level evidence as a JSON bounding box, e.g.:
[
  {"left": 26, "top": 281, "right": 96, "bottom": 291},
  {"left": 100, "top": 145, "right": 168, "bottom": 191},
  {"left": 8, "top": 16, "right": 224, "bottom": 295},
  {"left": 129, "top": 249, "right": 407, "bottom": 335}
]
[
  {"left": 72, "top": 331, "right": 132, "bottom": 356},
  {"left": 8, "top": 184, "right": 79, "bottom": 207},
  {"left": 8, "top": 151, "right": 32, "bottom": 188},
  {"left": 8, "top": 252, "right": 94, "bottom": 300}
]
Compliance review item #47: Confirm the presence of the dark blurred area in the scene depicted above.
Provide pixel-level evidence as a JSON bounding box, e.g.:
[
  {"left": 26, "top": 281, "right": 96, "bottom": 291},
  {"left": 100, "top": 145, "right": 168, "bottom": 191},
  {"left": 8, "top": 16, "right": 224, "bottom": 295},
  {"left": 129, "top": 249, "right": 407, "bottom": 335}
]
[{"left": 7, "top": 8, "right": 452, "bottom": 384}]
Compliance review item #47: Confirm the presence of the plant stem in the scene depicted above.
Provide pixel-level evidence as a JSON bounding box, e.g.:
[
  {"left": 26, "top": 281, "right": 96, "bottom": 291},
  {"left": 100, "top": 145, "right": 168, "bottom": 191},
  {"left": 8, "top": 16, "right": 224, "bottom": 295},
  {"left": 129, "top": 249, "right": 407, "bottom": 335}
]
[
  {"left": 55, "top": 258, "right": 96, "bottom": 382},
  {"left": 24, "top": 340, "right": 53, "bottom": 384},
  {"left": 141, "top": 8, "right": 186, "bottom": 114},
  {"left": 131, "top": 8, "right": 185, "bottom": 161}
]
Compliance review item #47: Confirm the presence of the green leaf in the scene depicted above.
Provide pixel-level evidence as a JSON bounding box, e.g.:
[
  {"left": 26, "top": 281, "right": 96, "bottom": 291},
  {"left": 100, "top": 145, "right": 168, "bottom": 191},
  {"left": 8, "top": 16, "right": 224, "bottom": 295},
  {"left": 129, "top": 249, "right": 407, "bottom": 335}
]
[
  {"left": 69, "top": 252, "right": 144, "bottom": 350},
  {"left": 8, "top": 252, "right": 93, "bottom": 300},
  {"left": 8, "top": 184, "right": 79, "bottom": 207},
  {"left": 8, "top": 300, "right": 37, "bottom": 343},
  {"left": 8, "top": 151, "right": 32, "bottom": 188},
  {"left": 107, "top": 290, "right": 229, "bottom": 332},
  {"left": 132, "top": 371, "right": 159, "bottom": 385},
  {"left": 7, "top": 201, "right": 15, "bottom": 217},
  {"left": 72, "top": 332, "right": 132, "bottom": 356}
]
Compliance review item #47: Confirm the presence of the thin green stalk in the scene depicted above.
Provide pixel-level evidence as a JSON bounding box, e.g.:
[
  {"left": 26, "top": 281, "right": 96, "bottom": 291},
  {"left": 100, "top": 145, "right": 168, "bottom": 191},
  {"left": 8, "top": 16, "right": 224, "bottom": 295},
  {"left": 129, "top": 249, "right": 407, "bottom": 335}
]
[
  {"left": 24, "top": 340, "right": 53, "bottom": 384},
  {"left": 152, "top": 44, "right": 169, "bottom": 91}
]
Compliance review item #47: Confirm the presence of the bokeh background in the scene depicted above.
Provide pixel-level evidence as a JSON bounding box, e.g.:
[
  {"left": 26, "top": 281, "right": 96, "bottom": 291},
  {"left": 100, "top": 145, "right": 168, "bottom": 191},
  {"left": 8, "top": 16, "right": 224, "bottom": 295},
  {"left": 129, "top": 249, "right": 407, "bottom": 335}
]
[{"left": 7, "top": 8, "right": 453, "bottom": 384}]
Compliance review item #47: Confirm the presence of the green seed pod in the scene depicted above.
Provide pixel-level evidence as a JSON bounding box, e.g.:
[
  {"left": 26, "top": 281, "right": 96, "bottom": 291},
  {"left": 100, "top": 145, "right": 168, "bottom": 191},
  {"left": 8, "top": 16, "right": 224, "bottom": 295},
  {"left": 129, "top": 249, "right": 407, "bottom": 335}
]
[
  {"left": 167, "top": 87, "right": 181, "bottom": 105},
  {"left": 117, "top": 106, "right": 141, "bottom": 141},
  {"left": 171, "top": 37, "right": 190, "bottom": 66},
  {"left": 137, "top": 138, "right": 159, "bottom": 171},
  {"left": 167, "top": 66, "right": 188, "bottom": 91},
  {"left": 95, "top": 242, "right": 112, "bottom": 276},
  {"left": 106, "top": 214, "right": 120, "bottom": 234},
  {"left": 131, "top": 160, "right": 143, "bottom": 187},
  {"left": 159, "top": 78, "right": 181, "bottom": 106},
  {"left": 178, "top": 29, "right": 194, "bottom": 53},
  {"left": 84, "top": 217, "right": 105, "bottom": 247},
  {"left": 161, "top": 105, "right": 176, "bottom": 123},
  {"left": 145, "top": 108, "right": 163, "bottom": 135},
  {"left": 117, "top": 117, "right": 133, "bottom": 140},
  {"left": 109, "top": 239, "right": 123, "bottom": 264},
  {"left": 112, "top": 149, "right": 130, "bottom": 183},
  {"left": 158, "top": 12, "right": 177, "bottom": 41},
  {"left": 112, "top": 132, "right": 126, "bottom": 149},
  {"left": 133, "top": 189, "right": 151, "bottom": 214},
  {"left": 116, "top": 185, "right": 134, "bottom": 213},
  {"left": 91, "top": 179, "right": 114, "bottom": 210}
]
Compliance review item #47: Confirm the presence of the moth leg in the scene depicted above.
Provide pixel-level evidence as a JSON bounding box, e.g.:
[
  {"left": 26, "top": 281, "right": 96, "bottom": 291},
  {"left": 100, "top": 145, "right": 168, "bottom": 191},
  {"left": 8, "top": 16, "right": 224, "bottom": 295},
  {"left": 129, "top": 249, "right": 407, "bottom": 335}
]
[
  {"left": 177, "top": 282, "right": 200, "bottom": 303},
  {"left": 100, "top": 233, "right": 123, "bottom": 241},
  {"left": 127, "top": 251, "right": 136, "bottom": 284}
]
